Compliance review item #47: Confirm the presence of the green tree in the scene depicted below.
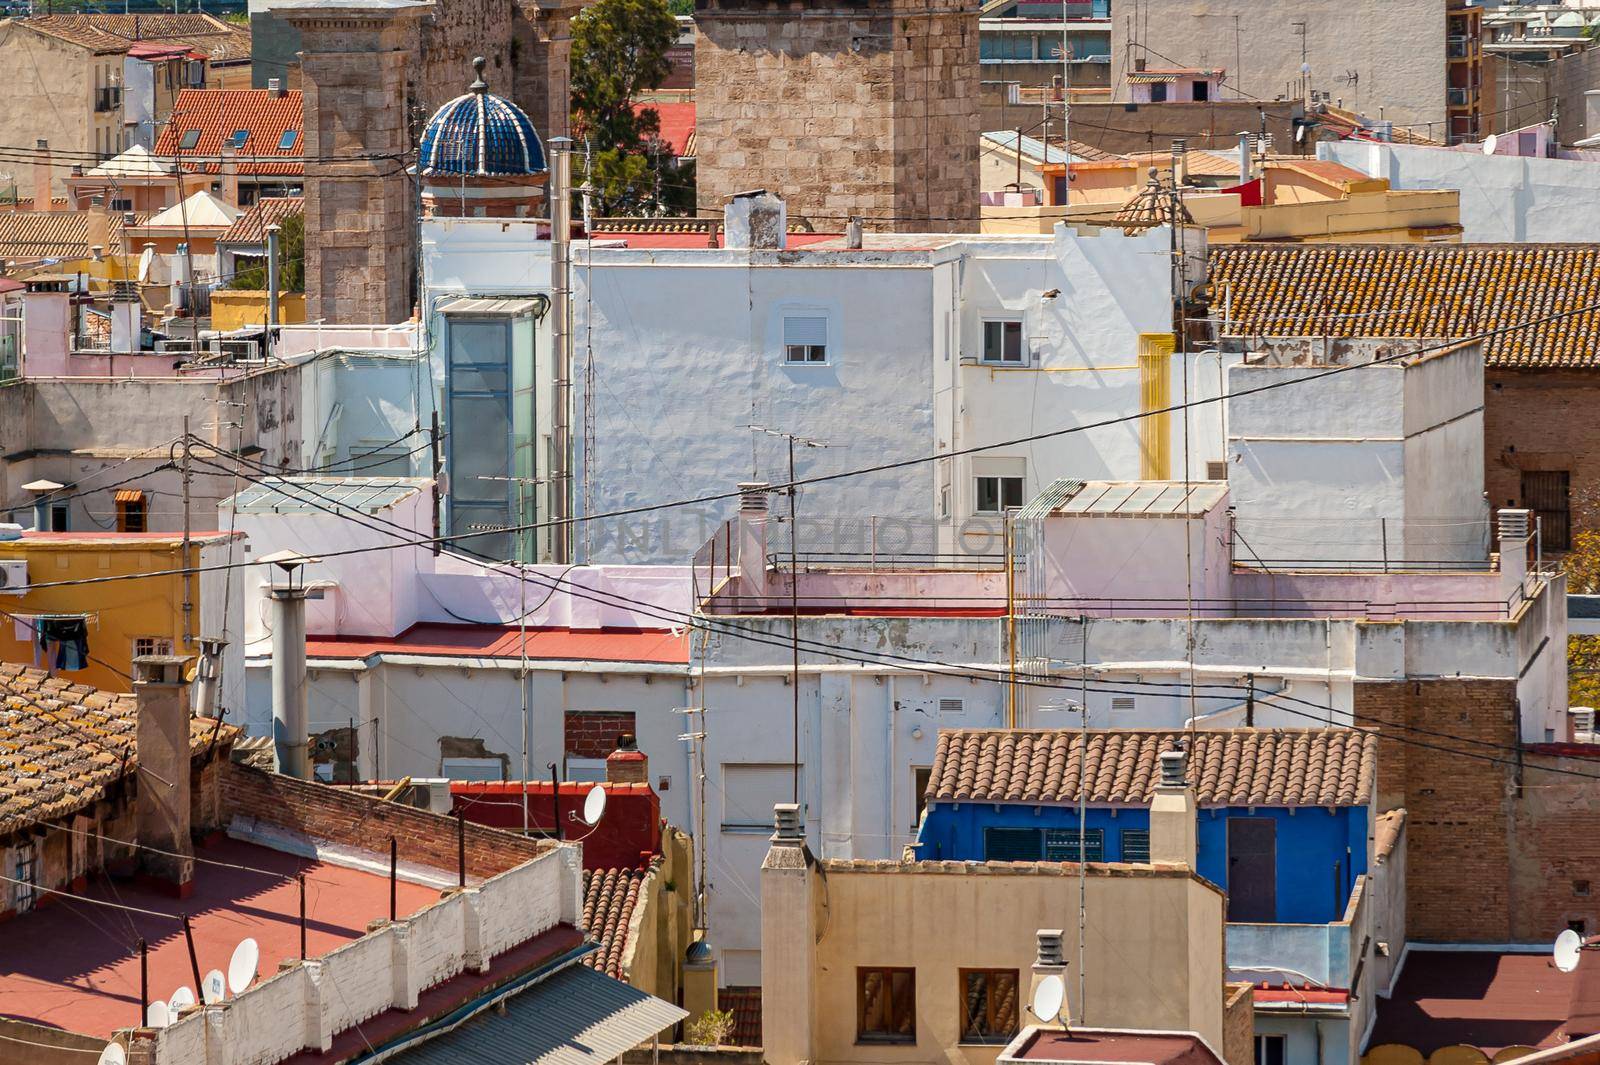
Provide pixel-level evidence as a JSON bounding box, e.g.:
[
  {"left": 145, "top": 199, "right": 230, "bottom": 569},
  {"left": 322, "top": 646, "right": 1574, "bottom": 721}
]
[
  {"left": 229, "top": 211, "right": 305, "bottom": 292},
  {"left": 569, "top": 0, "right": 684, "bottom": 214}
]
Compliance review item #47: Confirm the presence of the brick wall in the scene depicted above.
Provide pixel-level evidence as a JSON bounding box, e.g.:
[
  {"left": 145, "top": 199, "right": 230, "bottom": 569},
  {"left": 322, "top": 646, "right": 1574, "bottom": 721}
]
[
  {"left": 693, "top": 0, "right": 978, "bottom": 232},
  {"left": 566, "top": 710, "right": 636, "bottom": 760},
  {"left": 1484, "top": 370, "right": 1600, "bottom": 545},
  {"left": 1509, "top": 750, "right": 1600, "bottom": 941},
  {"left": 221, "top": 763, "right": 551, "bottom": 879},
  {"left": 1355, "top": 679, "right": 1520, "bottom": 942}
]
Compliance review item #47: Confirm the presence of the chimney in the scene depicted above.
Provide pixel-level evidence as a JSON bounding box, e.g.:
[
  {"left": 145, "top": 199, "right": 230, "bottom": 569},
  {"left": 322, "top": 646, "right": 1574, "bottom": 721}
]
[
  {"left": 133, "top": 655, "right": 196, "bottom": 893},
  {"left": 1171, "top": 138, "right": 1189, "bottom": 187},
  {"left": 193, "top": 638, "right": 227, "bottom": 717},
  {"left": 1149, "top": 747, "right": 1196, "bottom": 867},
  {"left": 1498, "top": 507, "right": 1532, "bottom": 604},
  {"left": 845, "top": 216, "right": 863, "bottom": 250},
  {"left": 1028, "top": 929, "right": 1070, "bottom": 1029},
  {"left": 220, "top": 146, "right": 239, "bottom": 208},
  {"left": 606, "top": 732, "right": 648, "bottom": 784},
  {"left": 1238, "top": 132, "right": 1253, "bottom": 184},
  {"left": 724, "top": 190, "right": 787, "bottom": 251},
  {"left": 86, "top": 201, "right": 110, "bottom": 257},
  {"left": 762, "top": 800, "right": 815, "bottom": 1063},
  {"left": 32, "top": 139, "right": 52, "bottom": 212},
  {"left": 267, "top": 556, "right": 313, "bottom": 778},
  {"left": 268, "top": 77, "right": 284, "bottom": 98},
  {"left": 737, "top": 482, "right": 771, "bottom": 597}
]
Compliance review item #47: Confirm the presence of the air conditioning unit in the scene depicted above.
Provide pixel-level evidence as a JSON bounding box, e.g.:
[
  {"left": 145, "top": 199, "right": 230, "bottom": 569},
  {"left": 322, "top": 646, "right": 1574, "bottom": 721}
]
[{"left": 0, "top": 559, "right": 28, "bottom": 595}]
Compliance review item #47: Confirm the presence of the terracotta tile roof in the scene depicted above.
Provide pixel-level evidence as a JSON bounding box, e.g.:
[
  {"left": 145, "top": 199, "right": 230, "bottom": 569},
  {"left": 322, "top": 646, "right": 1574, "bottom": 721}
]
[
  {"left": 218, "top": 195, "right": 303, "bottom": 245},
  {"left": 0, "top": 208, "right": 151, "bottom": 262},
  {"left": 0, "top": 662, "right": 232, "bottom": 837},
  {"left": 927, "top": 728, "right": 1376, "bottom": 807},
  {"left": 1374, "top": 808, "right": 1406, "bottom": 862},
  {"left": 16, "top": 13, "right": 240, "bottom": 57},
  {"left": 1318, "top": 104, "right": 1444, "bottom": 147},
  {"left": 720, "top": 985, "right": 762, "bottom": 1047},
  {"left": 1123, "top": 149, "right": 1241, "bottom": 178},
  {"left": 154, "top": 88, "right": 304, "bottom": 176},
  {"left": 581, "top": 863, "right": 652, "bottom": 979},
  {"left": 1208, "top": 243, "right": 1600, "bottom": 370}
]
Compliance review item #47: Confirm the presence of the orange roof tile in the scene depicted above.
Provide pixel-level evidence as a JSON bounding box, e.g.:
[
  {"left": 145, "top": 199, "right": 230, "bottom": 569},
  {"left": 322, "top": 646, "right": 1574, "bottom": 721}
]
[
  {"left": 0, "top": 662, "right": 233, "bottom": 837},
  {"left": 218, "top": 195, "right": 304, "bottom": 245},
  {"left": 17, "top": 13, "right": 242, "bottom": 57},
  {"left": 154, "top": 88, "right": 304, "bottom": 176},
  {"left": 0, "top": 208, "right": 151, "bottom": 262},
  {"left": 927, "top": 728, "right": 1376, "bottom": 807},
  {"left": 581, "top": 863, "right": 653, "bottom": 979},
  {"left": 1209, "top": 243, "right": 1600, "bottom": 370}
]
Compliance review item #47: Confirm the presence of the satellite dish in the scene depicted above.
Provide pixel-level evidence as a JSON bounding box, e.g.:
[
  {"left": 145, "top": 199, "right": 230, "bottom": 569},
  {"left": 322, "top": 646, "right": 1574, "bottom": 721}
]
[
  {"left": 97, "top": 1043, "right": 127, "bottom": 1065},
  {"left": 1483, "top": 133, "right": 1499, "bottom": 156},
  {"left": 228, "top": 937, "right": 260, "bottom": 994},
  {"left": 1556, "top": 929, "right": 1584, "bottom": 973},
  {"left": 168, "top": 986, "right": 195, "bottom": 1015},
  {"left": 145, "top": 1001, "right": 170, "bottom": 1029},
  {"left": 1295, "top": 124, "right": 1307, "bottom": 144},
  {"left": 1031, "top": 974, "right": 1066, "bottom": 1024},
  {"left": 582, "top": 785, "right": 607, "bottom": 827},
  {"left": 202, "top": 969, "right": 227, "bottom": 1004}
]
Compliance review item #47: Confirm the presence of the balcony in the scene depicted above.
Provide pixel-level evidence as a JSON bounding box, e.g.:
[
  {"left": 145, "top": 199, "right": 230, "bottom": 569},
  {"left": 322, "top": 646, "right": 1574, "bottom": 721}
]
[
  {"left": 94, "top": 86, "right": 122, "bottom": 113},
  {"left": 1447, "top": 86, "right": 1473, "bottom": 107},
  {"left": 1447, "top": 34, "right": 1479, "bottom": 59}
]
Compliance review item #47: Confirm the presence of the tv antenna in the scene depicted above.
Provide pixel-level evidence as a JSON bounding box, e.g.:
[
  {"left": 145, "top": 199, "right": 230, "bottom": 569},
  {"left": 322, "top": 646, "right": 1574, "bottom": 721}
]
[
  {"left": 1555, "top": 928, "right": 1584, "bottom": 973},
  {"left": 1029, "top": 974, "right": 1066, "bottom": 1026},
  {"left": 228, "top": 937, "right": 260, "bottom": 995}
]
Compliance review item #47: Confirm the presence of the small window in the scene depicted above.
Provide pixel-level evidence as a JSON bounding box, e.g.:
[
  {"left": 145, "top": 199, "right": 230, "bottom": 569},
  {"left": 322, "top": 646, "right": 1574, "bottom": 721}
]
[
  {"left": 959, "top": 969, "right": 1019, "bottom": 1044},
  {"left": 1045, "top": 827, "right": 1104, "bottom": 862},
  {"left": 1571, "top": 919, "right": 1589, "bottom": 936},
  {"left": 1121, "top": 829, "right": 1151, "bottom": 863},
  {"left": 1206, "top": 460, "right": 1228, "bottom": 480},
  {"left": 976, "top": 476, "right": 1024, "bottom": 514},
  {"left": 1193, "top": 80, "right": 1210, "bottom": 102},
  {"left": 857, "top": 968, "right": 916, "bottom": 1044},
  {"left": 1521, "top": 470, "right": 1571, "bottom": 552},
  {"left": 116, "top": 492, "right": 147, "bottom": 533},
  {"left": 1150, "top": 81, "right": 1169, "bottom": 102},
  {"left": 229, "top": 129, "right": 250, "bottom": 149},
  {"left": 110, "top": 197, "right": 132, "bottom": 212},
  {"left": 49, "top": 503, "right": 68, "bottom": 532},
  {"left": 277, "top": 129, "right": 299, "bottom": 151},
  {"left": 783, "top": 315, "right": 828, "bottom": 363},
  {"left": 13, "top": 843, "right": 36, "bottom": 913},
  {"left": 1578, "top": 880, "right": 1592, "bottom": 898},
  {"left": 133, "top": 636, "right": 174, "bottom": 660},
  {"left": 982, "top": 320, "right": 1024, "bottom": 364},
  {"left": 985, "top": 827, "right": 1043, "bottom": 862},
  {"left": 1255, "top": 1035, "right": 1286, "bottom": 1065},
  {"left": 178, "top": 129, "right": 201, "bottom": 151}
]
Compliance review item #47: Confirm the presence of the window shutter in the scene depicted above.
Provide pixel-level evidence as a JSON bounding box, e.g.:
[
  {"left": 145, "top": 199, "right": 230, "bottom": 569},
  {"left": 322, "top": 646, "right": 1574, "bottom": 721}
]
[{"left": 783, "top": 316, "right": 827, "bottom": 346}]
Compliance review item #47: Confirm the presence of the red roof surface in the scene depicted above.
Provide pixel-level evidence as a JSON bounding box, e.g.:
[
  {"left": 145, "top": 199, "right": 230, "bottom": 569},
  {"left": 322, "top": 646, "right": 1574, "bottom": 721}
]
[
  {"left": 1369, "top": 950, "right": 1578, "bottom": 1054},
  {"left": 305, "top": 623, "right": 690, "bottom": 665},
  {"left": 452, "top": 781, "right": 662, "bottom": 871},
  {"left": 588, "top": 230, "right": 840, "bottom": 250},
  {"left": 1253, "top": 987, "right": 1350, "bottom": 1006},
  {"left": 635, "top": 101, "right": 695, "bottom": 158},
  {"left": 1014, "top": 1029, "right": 1223, "bottom": 1065},
  {"left": 153, "top": 89, "right": 304, "bottom": 176},
  {"left": 0, "top": 837, "right": 441, "bottom": 1039}
]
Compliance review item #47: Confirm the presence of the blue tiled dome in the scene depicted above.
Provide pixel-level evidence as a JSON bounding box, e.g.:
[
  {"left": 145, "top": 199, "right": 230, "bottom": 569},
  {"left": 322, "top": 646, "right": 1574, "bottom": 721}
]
[{"left": 418, "top": 58, "right": 546, "bottom": 177}]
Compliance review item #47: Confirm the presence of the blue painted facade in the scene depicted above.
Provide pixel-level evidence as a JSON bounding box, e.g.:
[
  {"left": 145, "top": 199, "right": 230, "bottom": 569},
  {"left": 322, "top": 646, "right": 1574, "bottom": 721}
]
[{"left": 915, "top": 801, "right": 1368, "bottom": 924}]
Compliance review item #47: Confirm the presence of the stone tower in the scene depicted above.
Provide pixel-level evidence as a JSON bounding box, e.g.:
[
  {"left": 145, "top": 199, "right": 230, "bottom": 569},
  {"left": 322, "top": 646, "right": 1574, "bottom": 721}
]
[
  {"left": 693, "top": 0, "right": 980, "bottom": 233},
  {"left": 283, "top": 0, "right": 430, "bottom": 325}
]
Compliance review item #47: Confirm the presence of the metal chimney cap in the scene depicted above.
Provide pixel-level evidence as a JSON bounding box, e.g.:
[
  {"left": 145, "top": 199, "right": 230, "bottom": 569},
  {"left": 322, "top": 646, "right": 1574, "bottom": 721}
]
[
  {"left": 1035, "top": 928, "right": 1066, "bottom": 967},
  {"left": 773, "top": 802, "right": 803, "bottom": 841},
  {"left": 133, "top": 654, "right": 191, "bottom": 686}
]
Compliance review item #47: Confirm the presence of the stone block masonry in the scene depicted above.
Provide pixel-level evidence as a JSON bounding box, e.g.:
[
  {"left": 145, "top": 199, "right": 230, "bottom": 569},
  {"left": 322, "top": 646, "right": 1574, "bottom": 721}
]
[{"left": 694, "top": 0, "right": 979, "bottom": 232}]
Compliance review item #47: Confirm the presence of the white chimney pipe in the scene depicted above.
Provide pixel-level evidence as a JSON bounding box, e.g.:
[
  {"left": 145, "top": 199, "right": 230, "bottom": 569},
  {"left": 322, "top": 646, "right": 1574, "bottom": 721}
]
[{"left": 268, "top": 562, "right": 311, "bottom": 778}]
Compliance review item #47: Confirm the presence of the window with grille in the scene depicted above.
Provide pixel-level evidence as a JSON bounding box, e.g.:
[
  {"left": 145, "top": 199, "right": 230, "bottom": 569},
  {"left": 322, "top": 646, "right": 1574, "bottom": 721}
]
[
  {"left": 985, "top": 827, "right": 1043, "bottom": 861},
  {"left": 982, "top": 320, "right": 1025, "bottom": 365},
  {"left": 938, "top": 697, "right": 964, "bottom": 715},
  {"left": 1045, "top": 827, "right": 1104, "bottom": 862},
  {"left": 857, "top": 968, "right": 916, "bottom": 1043},
  {"left": 1110, "top": 695, "right": 1136, "bottom": 716},
  {"left": 1521, "top": 470, "right": 1571, "bottom": 551},
  {"left": 976, "top": 476, "right": 1024, "bottom": 514},
  {"left": 959, "top": 969, "right": 1019, "bottom": 1044},
  {"left": 783, "top": 316, "right": 828, "bottom": 363},
  {"left": 116, "top": 495, "right": 146, "bottom": 533},
  {"left": 1121, "top": 829, "right": 1151, "bottom": 862},
  {"left": 1206, "top": 460, "right": 1228, "bottom": 480},
  {"left": 133, "top": 636, "right": 174, "bottom": 659}
]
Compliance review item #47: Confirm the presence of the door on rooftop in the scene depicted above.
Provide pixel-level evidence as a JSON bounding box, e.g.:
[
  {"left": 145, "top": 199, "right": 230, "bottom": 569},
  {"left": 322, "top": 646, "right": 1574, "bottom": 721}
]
[{"left": 1226, "top": 818, "right": 1276, "bottom": 922}]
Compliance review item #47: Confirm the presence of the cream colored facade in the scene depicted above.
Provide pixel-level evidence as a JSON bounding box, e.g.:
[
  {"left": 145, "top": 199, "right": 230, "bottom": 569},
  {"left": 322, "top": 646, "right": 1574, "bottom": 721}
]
[
  {"left": 0, "top": 25, "right": 125, "bottom": 194},
  {"left": 761, "top": 832, "right": 1232, "bottom": 1065}
]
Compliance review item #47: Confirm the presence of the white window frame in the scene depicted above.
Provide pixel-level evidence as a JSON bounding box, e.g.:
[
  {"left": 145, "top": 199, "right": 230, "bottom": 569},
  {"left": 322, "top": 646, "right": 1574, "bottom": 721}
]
[
  {"left": 133, "top": 636, "right": 174, "bottom": 660},
  {"left": 981, "top": 318, "right": 1027, "bottom": 366},
  {"left": 782, "top": 314, "right": 830, "bottom": 365},
  {"left": 975, "top": 475, "right": 1025, "bottom": 514}
]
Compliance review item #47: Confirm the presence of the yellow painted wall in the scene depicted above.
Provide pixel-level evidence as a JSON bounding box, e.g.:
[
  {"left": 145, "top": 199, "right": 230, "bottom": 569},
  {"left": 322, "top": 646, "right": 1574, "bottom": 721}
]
[
  {"left": 211, "top": 291, "right": 308, "bottom": 332},
  {"left": 804, "top": 863, "right": 1226, "bottom": 1064},
  {"left": 0, "top": 536, "right": 204, "bottom": 692}
]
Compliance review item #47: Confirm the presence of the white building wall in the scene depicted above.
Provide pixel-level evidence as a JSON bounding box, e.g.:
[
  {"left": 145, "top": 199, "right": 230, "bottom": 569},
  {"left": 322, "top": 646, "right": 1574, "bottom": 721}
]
[{"left": 1320, "top": 139, "right": 1600, "bottom": 242}]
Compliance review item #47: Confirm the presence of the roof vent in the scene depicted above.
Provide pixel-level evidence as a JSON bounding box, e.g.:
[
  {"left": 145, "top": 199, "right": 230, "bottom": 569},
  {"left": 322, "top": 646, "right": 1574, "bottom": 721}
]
[
  {"left": 1159, "top": 748, "right": 1186, "bottom": 788},
  {"left": 1035, "top": 929, "right": 1065, "bottom": 968},
  {"left": 739, "top": 482, "right": 771, "bottom": 515},
  {"left": 268, "top": 77, "right": 284, "bottom": 98},
  {"left": 773, "top": 802, "right": 802, "bottom": 841},
  {"left": 1498, "top": 508, "right": 1531, "bottom": 542}
]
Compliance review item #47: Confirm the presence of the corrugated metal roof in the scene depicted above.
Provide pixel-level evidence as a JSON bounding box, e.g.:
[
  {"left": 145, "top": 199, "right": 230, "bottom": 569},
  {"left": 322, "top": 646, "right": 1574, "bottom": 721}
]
[
  {"left": 221, "top": 477, "right": 428, "bottom": 514},
  {"left": 983, "top": 129, "right": 1079, "bottom": 165},
  {"left": 1056, "top": 480, "right": 1228, "bottom": 516},
  {"left": 439, "top": 296, "right": 546, "bottom": 317},
  {"left": 388, "top": 962, "right": 687, "bottom": 1065},
  {"left": 1015, "top": 477, "right": 1085, "bottom": 520}
]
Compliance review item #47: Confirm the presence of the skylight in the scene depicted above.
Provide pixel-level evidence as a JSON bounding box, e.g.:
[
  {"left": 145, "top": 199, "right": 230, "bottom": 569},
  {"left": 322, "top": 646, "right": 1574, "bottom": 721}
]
[
  {"left": 277, "top": 129, "right": 298, "bottom": 151},
  {"left": 178, "top": 129, "right": 201, "bottom": 151},
  {"left": 229, "top": 130, "right": 250, "bottom": 149}
]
